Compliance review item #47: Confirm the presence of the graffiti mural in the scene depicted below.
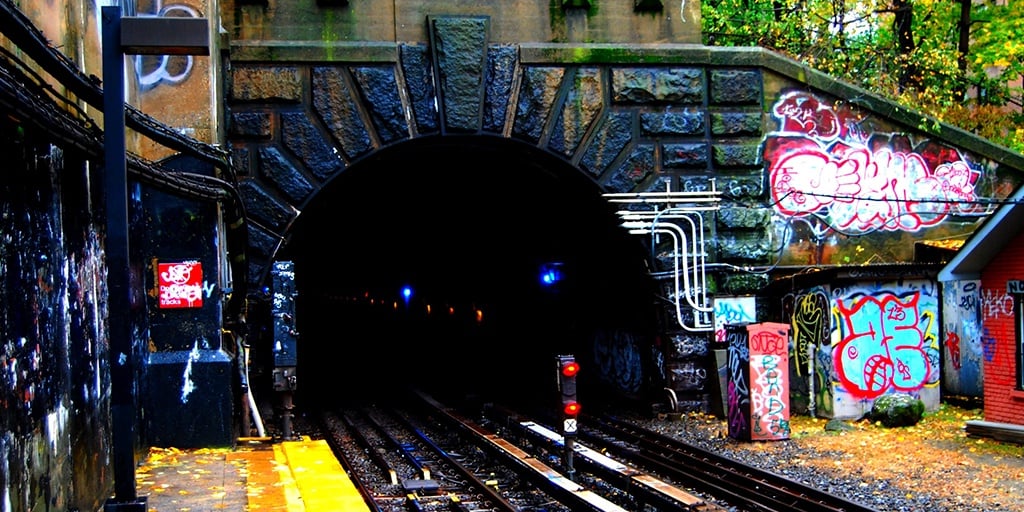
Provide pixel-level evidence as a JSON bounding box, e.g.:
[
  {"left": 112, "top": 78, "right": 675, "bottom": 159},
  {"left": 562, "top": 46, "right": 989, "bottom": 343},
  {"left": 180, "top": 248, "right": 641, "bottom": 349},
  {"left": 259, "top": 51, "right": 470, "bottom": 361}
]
[
  {"left": 940, "top": 280, "right": 984, "bottom": 396},
  {"left": 748, "top": 324, "right": 791, "bottom": 440},
  {"left": 133, "top": 0, "right": 214, "bottom": 161},
  {"left": 782, "top": 287, "right": 834, "bottom": 415},
  {"left": 814, "top": 345, "right": 836, "bottom": 418},
  {"left": 789, "top": 289, "right": 831, "bottom": 376},
  {"left": 830, "top": 280, "right": 940, "bottom": 418},
  {"left": 726, "top": 323, "right": 791, "bottom": 441},
  {"left": 725, "top": 324, "right": 751, "bottom": 440},
  {"left": 593, "top": 329, "right": 647, "bottom": 396},
  {"left": 762, "top": 90, "right": 1013, "bottom": 266},
  {"left": 714, "top": 296, "right": 756, "bottom": 344},
  {"left": 659, "top": 330, "right": 711, "bottom": 409}
]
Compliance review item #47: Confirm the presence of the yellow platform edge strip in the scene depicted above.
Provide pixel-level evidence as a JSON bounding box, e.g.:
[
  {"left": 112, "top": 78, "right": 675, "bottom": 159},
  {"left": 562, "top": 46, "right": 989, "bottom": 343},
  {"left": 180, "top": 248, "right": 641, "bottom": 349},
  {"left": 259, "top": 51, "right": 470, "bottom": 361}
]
[
  {"left": 280, "top": 439, "right": 369, "bottom": 511},
  {"left": 273, "top": 444, "right": 305, "bottom": 511}
]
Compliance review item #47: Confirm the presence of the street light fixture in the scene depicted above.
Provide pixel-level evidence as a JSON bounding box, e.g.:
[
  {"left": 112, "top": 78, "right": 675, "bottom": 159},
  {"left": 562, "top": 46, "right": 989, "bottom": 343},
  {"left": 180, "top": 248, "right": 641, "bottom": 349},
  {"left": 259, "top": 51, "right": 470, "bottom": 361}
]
[{"left": 101, "top": 5, "right": 209, "bottom": 511}]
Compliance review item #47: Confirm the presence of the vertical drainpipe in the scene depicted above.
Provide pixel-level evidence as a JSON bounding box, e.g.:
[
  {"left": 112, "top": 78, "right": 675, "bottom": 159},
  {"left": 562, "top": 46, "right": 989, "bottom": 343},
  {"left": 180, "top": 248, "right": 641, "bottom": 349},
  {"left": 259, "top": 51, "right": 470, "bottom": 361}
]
[{"left": 102, "top": 5, "right": 146, "bottom": 510}]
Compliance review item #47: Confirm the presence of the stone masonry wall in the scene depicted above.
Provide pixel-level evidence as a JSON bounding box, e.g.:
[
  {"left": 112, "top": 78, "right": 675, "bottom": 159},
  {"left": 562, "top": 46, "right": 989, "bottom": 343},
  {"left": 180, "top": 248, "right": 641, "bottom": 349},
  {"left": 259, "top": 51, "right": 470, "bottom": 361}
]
[{"left": 226, "top": 11, "right": 1024, "bottom": 415}]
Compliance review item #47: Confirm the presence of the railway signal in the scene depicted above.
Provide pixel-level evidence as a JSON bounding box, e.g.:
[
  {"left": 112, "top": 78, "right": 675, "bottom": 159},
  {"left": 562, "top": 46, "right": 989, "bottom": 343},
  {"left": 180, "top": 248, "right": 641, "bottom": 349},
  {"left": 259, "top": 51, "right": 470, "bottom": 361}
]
[
  {"left": 556, "top": 354, "right": 579, "bottom": 476},
  {"left": 557, "top": 355, "right": 580, "bottom": 419}
]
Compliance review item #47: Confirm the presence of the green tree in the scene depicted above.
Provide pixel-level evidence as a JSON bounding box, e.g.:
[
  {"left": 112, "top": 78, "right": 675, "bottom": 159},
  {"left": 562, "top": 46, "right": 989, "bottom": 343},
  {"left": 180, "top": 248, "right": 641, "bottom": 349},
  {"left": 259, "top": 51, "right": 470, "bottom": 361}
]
[{"left": 702, "top": 0, "right": 1024, "bottom": 152}]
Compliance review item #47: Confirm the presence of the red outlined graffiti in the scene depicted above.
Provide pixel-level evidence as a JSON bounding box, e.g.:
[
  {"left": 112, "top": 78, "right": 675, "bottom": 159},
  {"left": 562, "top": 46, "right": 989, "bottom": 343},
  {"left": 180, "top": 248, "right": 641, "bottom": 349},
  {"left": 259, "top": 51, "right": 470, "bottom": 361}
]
[
  {"left": 833, "top": 292, "right": 934, "bottom": 400},
  {"left": 944, "top": 331, "right": 962, "bottom": 371},
  {"left": 766, "top": 91, "right": 983, "bottom": 234},
  {"left": 773, "top": 94, "right": 845, "bottom": 141},
  {"left": 750, "top": 329, "right": 788, "bottom": 357}
]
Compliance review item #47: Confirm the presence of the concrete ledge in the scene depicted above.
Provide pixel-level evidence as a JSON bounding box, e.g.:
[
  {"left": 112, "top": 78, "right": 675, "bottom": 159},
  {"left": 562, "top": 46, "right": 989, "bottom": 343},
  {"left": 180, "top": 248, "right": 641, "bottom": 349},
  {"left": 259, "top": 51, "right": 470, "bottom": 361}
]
[
  {"left": 231, "top": 40, "right": 399, "bottom": 62},
  {"left": 965, "top": 420, "right": 1024, "bottom": 445}
]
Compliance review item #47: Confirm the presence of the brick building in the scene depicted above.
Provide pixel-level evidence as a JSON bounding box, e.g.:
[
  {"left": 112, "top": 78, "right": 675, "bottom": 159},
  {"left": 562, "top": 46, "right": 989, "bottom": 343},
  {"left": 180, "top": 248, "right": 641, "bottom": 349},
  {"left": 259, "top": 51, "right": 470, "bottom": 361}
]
[{"left": 939, "top": 185, "right": 1024, "bottom": 426}]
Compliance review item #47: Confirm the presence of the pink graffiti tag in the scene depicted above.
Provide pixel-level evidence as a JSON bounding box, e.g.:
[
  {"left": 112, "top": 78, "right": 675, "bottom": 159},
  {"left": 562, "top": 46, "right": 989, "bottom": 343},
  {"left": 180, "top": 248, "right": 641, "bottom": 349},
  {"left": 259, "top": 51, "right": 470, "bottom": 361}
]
[
  {"left": 766, "top": 91, "right": 982, "bottom": 234},
  {"left": 833, "top": 292, "right": 933, "bottom": 400}
]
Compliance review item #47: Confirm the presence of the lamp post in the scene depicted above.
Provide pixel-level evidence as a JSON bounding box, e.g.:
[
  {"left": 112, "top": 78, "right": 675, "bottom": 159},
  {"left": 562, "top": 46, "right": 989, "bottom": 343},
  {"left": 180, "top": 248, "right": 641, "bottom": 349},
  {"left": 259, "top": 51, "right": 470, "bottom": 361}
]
[{"left": 101, "top": 5, "right": 209, "bottom": 510}]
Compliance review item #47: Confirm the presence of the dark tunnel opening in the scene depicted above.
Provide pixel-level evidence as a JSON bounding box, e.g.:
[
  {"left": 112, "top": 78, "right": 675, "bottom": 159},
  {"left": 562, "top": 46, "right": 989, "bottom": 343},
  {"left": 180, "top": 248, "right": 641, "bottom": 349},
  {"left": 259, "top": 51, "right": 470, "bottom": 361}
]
[{"left": 272, "top": 136, "right": 661, "bottom": 412}]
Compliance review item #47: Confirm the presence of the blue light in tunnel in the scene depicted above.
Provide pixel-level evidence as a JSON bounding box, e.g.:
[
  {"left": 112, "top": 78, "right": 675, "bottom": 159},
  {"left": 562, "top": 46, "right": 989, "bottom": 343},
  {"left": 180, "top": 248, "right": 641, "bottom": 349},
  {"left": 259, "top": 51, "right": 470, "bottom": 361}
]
[
  {"left": 401, "top": 285, "right": 413, "bottom": 302},
  {"left": 539, "top": 262, "right": 564, "bottom": 286}
]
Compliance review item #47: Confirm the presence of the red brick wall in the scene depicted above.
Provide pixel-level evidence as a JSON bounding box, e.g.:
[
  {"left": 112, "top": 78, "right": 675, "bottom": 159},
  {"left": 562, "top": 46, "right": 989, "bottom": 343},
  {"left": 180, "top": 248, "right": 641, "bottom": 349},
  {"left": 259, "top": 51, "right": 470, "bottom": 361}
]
[{"left": 981, "top": 229, "right": 1024, "bottom": 425}]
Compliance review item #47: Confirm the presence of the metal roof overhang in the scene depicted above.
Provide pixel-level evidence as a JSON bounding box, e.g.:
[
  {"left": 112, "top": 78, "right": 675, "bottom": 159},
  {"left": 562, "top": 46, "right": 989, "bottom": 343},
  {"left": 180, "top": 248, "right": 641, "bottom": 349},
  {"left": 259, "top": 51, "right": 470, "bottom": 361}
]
[{"left": 937, "top": 185, "right": 1024, "bottom": 282}]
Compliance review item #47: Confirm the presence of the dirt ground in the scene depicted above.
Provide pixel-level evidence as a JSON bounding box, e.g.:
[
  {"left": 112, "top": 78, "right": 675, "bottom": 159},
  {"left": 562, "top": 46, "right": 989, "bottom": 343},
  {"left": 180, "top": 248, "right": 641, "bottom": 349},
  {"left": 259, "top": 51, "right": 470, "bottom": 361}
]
[{"left": 679, "top": 401, "right": 1024, "bottom": 511}]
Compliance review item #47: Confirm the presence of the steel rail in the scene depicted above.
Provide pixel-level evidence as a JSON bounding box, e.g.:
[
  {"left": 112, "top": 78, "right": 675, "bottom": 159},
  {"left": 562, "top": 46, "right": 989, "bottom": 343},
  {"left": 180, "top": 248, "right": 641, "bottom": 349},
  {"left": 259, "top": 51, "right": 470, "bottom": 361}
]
[{"left": 590, "top": 414, "right": 880, "bottom": 512}]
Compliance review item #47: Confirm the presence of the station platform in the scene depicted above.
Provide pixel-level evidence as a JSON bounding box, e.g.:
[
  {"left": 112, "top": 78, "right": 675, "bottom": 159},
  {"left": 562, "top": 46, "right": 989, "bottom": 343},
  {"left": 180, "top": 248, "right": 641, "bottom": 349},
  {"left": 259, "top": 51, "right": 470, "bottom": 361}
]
[{"left": 131, "top": 437, "right": 371, "bottom": 511}]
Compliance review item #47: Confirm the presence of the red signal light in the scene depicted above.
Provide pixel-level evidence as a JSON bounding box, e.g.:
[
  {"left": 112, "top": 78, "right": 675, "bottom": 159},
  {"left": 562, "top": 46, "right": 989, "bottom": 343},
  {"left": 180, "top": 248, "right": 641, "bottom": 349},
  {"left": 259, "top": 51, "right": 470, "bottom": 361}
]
[
  {"left": 561, "top": 361, "right": 580, "bottom": 377},
  {"left": 563, "top": 401, "right": 581, "bottom": 416},
  {"left": 556, "top": 355, "right": 579, "bottom": 421}
]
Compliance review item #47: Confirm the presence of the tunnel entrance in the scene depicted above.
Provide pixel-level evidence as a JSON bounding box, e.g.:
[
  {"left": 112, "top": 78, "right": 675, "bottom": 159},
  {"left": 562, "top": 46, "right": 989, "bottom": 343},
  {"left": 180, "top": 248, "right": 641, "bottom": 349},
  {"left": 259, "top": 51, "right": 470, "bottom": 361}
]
[{"left": 271, "top": 136, "right": 660, "bottom": 411}]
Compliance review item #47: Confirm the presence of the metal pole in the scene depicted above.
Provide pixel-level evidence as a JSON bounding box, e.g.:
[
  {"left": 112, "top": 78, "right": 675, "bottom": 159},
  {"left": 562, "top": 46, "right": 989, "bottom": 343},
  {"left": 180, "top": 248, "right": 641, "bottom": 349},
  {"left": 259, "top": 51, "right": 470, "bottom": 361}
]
[
  {"left": 102, "top": 5, "right": 146, "bottom": 511},
  {"left": 564, "top": 436, "right": 575, "bottom": 477}
]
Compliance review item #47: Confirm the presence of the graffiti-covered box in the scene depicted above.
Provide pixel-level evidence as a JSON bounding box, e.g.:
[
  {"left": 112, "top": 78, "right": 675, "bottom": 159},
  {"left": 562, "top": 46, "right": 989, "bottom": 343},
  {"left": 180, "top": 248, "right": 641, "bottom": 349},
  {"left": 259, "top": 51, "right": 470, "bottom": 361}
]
[
  {"left": 779, "top": 274, "right": 943, "bottom": 421},
  {"left": 726, "top": 322, "right": 791, "bottom": 441}
]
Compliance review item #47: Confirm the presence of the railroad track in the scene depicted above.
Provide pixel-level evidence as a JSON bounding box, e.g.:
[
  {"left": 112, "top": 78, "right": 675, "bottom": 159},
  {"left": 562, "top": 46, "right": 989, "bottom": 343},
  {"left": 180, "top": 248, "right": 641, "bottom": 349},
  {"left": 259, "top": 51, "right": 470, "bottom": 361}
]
[
  {"left": 318, "top": 389, "right": 879, "bottom": 511},
  {"left": 484, "top": 402, "right": 879, "bottom": 512},
  {"left": 322, "top": 405, "right": 546, "bottom": 511},
  {"left": 321, "top": 389, "right": 727, "bottom": 511}
]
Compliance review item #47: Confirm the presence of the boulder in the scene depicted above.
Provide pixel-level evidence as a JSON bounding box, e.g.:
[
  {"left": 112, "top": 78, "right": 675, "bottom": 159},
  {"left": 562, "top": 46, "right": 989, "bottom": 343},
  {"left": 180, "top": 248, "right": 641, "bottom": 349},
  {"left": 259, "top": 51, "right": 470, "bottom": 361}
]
[{"left": 869, "top": 393, "right": 925, "bottom": 427}]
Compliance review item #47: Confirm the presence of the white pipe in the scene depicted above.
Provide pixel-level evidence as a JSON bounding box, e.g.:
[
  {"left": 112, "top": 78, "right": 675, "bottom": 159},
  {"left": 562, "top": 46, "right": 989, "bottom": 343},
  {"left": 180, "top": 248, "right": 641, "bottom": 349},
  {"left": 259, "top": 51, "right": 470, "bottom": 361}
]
[
  {"left": 605, "top": 180, "right": 722, "bottom": 333},
  {"left": 603, "top": 191, "right": 722, "bottom": 203},
  {"left": 638, "top": 220, "right": 712, "bottom": 312},
  {"left": 242, "top": 344, "right": 266, "bottom": 437},
  {"left": 655, "top": 225, "right": 714, "bottom": 326},
  {"left": 658, "top": 211, "right": 708, "bottom": 312},
  {"left": 622, "top": 215, "right": 714, "bottom": 331},
  {"left": 247, "top": 386, "right": 266, "bottom": 438},
  {"left": 648, "top": 224, "right": 714, "bottom": 331}
]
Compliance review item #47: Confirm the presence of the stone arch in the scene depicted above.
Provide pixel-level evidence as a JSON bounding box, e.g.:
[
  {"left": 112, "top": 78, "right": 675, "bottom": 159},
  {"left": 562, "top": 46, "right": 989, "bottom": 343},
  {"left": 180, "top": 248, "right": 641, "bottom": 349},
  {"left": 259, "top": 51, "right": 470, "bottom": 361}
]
[
  {"left": 229, "top": 15, "right": 660, "bottom": 293},
  {"left": 226, "top": 15, "right": 740, "bottom": 406}
]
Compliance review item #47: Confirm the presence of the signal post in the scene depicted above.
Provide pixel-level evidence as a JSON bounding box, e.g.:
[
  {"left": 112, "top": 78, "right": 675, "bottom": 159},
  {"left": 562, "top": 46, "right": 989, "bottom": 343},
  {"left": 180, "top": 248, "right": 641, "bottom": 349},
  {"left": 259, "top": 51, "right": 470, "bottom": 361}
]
[{"left": 556, "top": 354, "right": 580, "bottom": 476}]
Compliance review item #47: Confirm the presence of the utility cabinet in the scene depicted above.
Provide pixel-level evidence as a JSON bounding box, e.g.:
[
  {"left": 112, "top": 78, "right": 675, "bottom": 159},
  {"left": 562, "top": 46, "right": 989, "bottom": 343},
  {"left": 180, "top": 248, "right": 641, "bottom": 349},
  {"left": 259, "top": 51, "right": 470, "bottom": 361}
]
[
  {"left": 271, "top": 261, "right": 298, "bottom": 392},
  {"left": 140, "top": 155, "right": 233, "bottom": 448},
  {"left": 725, "top": 322, "right": 792, "bottom": 441}
]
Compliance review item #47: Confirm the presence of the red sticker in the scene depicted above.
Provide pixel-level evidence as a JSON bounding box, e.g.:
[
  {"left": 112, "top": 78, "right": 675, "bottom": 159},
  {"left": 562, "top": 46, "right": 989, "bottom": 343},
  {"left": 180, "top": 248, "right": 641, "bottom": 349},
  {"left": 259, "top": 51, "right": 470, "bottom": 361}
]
[{"left": 158, "top": 261, "right": 203, "bottom": 309}]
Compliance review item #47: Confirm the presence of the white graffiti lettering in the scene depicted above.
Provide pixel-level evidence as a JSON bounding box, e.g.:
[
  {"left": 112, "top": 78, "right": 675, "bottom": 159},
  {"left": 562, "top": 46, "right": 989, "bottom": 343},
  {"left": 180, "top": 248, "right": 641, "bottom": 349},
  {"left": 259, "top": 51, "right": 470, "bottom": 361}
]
[
  {"left": 135, "top": 2, "right": 198, "bottom": 89},
  {"left": 981, "top": 288, "right": 1014, "bottom": 319},
  {"left": 160, "top": 283, "right": 203, "bottom": 306}
]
